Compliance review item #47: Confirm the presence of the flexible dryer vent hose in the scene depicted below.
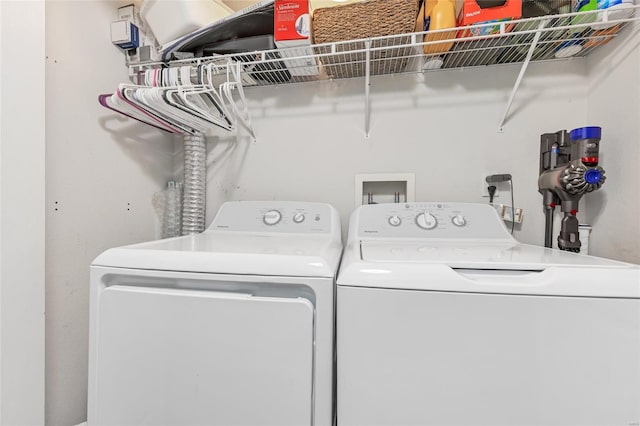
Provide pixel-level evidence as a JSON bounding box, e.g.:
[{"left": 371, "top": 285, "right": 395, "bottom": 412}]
[{"left": 182, "top": 133, "right": 206, "bottom": 235}]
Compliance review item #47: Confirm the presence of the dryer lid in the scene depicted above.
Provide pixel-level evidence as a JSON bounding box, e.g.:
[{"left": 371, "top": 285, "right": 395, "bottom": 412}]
[{"left": 93, "top": 232, "right": 342, "bottom": 278}]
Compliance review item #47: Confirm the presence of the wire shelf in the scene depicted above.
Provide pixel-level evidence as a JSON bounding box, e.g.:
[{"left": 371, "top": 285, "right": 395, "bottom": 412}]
[
  {"left": 129, "top": 6, "right": 640, "bottom": 87},
  {"left": 124, "top": 6, "right": 639, "bottom": 137}
]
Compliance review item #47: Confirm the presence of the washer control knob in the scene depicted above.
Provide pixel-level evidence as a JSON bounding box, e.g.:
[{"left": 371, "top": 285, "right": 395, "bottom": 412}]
[
  {"left": 451, "top": 215, "right": 467, "bottom": 227},
  {"left": 388, "top": 215, "right": 402, "bottom": 227},
  {"left": 263, "top": 210, "right": 282, "bottom": 226},
  {"left": 293, "top": 212, "right": 305, "bottom": 223},
  {"left": 415, "top": 212, "right": 438, "bottom": 230}
]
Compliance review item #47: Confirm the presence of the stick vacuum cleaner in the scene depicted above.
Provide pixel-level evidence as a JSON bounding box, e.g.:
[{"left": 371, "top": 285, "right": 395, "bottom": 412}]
[{"left": 538, "top": 126, "right": 606, "bottom": 252}]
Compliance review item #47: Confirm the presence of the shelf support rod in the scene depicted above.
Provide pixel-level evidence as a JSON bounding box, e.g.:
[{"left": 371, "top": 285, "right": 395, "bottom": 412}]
[
  {"left": 364, "top": 39, "right": 371, "bottom": 139},
  {"left": 498, "top": 19, "right": 549, "bottom": 132}
]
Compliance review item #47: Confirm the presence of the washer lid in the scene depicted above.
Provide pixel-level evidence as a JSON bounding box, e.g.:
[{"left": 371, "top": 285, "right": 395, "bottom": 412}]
[
  {"left": 93, "top": 232, "right": 342, "bottom": 278},
  {"left": 360, "top": 240, "right": 632, "bottom": 270},
  {"left": 337, "top": 240, "right": 640, "bottom": 298}
]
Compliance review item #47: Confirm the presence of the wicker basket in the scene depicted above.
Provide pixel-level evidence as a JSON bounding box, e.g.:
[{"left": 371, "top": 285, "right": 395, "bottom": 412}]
[{"left": 312, "top": 0, "right": 419, "bottom": 79}]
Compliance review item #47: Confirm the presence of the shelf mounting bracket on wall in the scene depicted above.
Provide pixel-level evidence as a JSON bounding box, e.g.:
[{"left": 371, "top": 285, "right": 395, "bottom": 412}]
[
  {"left": 364, "top": 39, "right": 372, "bottom": 139},
  {"left": 498, "top": 19, "right": 550, "bottom": 133}
]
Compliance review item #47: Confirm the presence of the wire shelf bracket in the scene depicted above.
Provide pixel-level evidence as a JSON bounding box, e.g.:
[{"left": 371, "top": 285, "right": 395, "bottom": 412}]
[
  {"left": 498, "top": 19, "right": 550, "bottom": 133},
  {"left": 364, "top": 39, "right": 372, "bottom": 140}
]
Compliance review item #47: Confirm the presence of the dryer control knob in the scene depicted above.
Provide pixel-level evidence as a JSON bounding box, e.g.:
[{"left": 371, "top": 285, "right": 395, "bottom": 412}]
[
  {"left": 415, "top": 212, "right": 438, "bottom": 230},
  {"left": 263, "top": 210, "right": 282, "bottom": 226},
  {"left": 451, "top": 215, "right": 467, "bottom": 227},
  {"left": 388, "top": 215, "right": 401, "bottom": 227},
  {"left": 293, "top": 212, "right": 305, "bottom": 223}
]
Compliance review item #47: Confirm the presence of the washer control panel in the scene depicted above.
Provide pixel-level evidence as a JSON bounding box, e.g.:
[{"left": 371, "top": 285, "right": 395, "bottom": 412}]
[
  {"left": 357, "top": 202, "right": 511, "bottom": 239},
  {"left": 211, "top": 201, "right": 332, "bottom": 233}
]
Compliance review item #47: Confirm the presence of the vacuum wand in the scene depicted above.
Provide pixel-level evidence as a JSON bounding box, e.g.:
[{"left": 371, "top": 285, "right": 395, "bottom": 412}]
[{"left": 537, "top": 127, "right": 606, "bottom": 252}]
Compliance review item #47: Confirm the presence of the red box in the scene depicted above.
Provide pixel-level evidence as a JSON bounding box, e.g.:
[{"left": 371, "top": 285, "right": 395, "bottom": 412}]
[
  {"left": 457, "top": 0, "right": 521, "bottom": 36},
  {"left": 459, "top": 0, "right": 522, "bottom": 25},
  {"left": 274, "top": 0, "right": 310, "bottom": 42},
  {"left": 274, "top": 0, "right": 317, "bottom": 76}
]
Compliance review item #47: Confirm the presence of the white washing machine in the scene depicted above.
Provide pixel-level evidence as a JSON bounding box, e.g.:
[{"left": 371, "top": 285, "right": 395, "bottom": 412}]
[
  {"left": 337, "top": 202, "right": 640, "bottom": 426},
  {"left": 88, "top": 201, "right": 342, "bottom": 426}
]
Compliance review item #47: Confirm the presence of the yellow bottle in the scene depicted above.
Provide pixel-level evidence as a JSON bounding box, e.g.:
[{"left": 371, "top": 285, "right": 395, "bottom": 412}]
[
  {"left": 415, "top": 0, "right": 437, "bottom": 33},
  {"left": 422, "top": 0, "right": 456, "bottom": 55}
]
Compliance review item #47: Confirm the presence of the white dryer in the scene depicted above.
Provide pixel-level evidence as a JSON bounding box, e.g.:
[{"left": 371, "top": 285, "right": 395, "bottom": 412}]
[
  {"left": 88, "top": 201, "right": 342, "bottom": 426},
  {"left": 337, "top": 202, "right": 640, "bottom": 426}
]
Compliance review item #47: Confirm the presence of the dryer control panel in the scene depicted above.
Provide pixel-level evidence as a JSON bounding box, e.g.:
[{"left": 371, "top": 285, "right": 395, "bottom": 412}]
[
  {"left": 356, "top": 202, "right": 513, "bottom": 240},
  {"left": 210, "top": 201, "right": 334, "bottom": 234}
]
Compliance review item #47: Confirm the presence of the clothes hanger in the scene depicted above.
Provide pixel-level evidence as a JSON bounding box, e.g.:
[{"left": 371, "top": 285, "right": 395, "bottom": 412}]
[
  {"left": 108, "top": 60, "right": 251, "bottom": 135},
  {"left": 122, "top": 84, "right": 195, "bottom": 134},
  {"left": 98, "top": 94, "right": 176, "bottom": 133},
  {"left": 220, "top": 62, "right": 256, "bottom": 139},
  {"left": 140, "top": 86, "right": 207, "bottom": 133},
  {"left": 165, "top": 85, "right": 232, "bottom": 131},
  {"left": 114, "top": 85, "right": 185, "bottom": 133},
  {"left": 140, "top": 63, "right": 232, "bottom": 131},
  {"left": 172, "top": 62, "right": 233, "bottom": 129}
]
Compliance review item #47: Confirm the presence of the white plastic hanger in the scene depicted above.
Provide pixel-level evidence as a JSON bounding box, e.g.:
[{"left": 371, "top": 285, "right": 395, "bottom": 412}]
[
  {"left": 125, "top": 84, "right": 197, "bottom": 134},
  {"left": 103, "top": 60, "right": 253, "bottom": 136},
  {"left": 103, "top": 91, "right": 179, "bottom": 133},
  {"left": 167, "top": 85, "right": 232, "bottom": 131},
  {"left": 142, "top": 86, "right": 209, "bottom": 133},
  {"left": 219, "top": 62, "right": 256, "bottom": 140},
  {"left": 116, "top": 84, "right": 185, "bottom": 133}
]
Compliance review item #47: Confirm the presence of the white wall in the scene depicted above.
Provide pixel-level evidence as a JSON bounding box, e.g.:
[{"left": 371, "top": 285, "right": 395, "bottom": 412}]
[
  {"left": 585, "top": 24, "right": 640, "bottom": 263},
  {"left": 205, "top": 61, "right": 589, "bottom": 245},
  {"left": 45, "top": 2, "right": 175, "bottom": 425},
  {"left": 40, "top": 4, "right": 639, "bottom": 424},
  {"left": 0, "top": 1, "right": 46, "bottom": 424}
]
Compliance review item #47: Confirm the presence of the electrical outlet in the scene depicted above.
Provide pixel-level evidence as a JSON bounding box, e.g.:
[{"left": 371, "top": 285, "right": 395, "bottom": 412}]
[{"left": 481, "top": 174, "right": 499, "bottom": 198}]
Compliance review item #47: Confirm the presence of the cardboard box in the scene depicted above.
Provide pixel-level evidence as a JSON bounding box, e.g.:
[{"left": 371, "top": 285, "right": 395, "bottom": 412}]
[
  {"left": 111, "top": 20, "right": 141, "bottom": 50},
  {"left": 275, "top": 0, "right": 310, "bottom": 42},
  {"left": 274, "top": 0, "right": 318, "bottom": 76},
  {"left": 457, "top": 0, "right": 521, "bottom": 36},
  {"left": 118, "top": 4, "right": 136, "bottom": 23},
  {"left": 459, "top": 0, "right": 522, "bottom": 25},
  {"left": 125, "top": 45, "right": 161, "bottom": 66}
]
